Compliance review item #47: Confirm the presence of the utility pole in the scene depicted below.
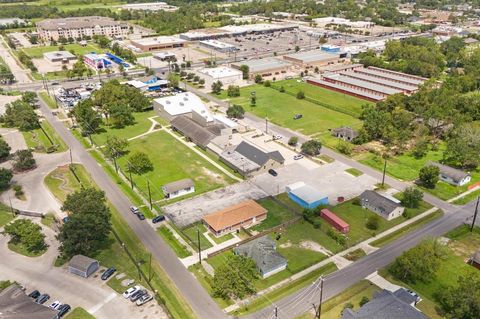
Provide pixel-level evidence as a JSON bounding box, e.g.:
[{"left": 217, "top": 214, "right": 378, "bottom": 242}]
[
  {"left": 381, "top": 157, "right": 387, "bottom": 187},
  {"left": 69, "top": 148, "right": 73, "bottom": 166},
  {"left": 274, "top": 307, "right": 278, "bottom": 319},
  {"left": 197, "top": 228, "right": 202, "bottom": 264},
  {"left": 470, "top": 196, "right": 479, "bottom": 232},
  {"left": 316, "top": 276, "right": 324, "bottom": 319},
  {"left": 147, "top": 180, "right": 152, "bottom": 210},
  {"left": 128, "top": 164, "right": 134, "bottom": 189},
  {"left": 113, "top": 156, "right": 118, "bottom": 173},
  {"left": 148, "top": 253, "right": 152, "bottom": 281}
]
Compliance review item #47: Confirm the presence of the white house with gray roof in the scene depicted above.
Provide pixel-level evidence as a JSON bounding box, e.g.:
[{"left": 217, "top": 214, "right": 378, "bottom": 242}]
[
  {"left": 427, "top": 162, "right": 471, "bottom": 186},
  {"left": 162, "top": 178, "right": 194, "bottom": 199},
  {"left": 360, "top": 190, "right": 404, "bottom": 220},
  {"left": 233, "top": 236, "right": 287, "bottom": 278}
]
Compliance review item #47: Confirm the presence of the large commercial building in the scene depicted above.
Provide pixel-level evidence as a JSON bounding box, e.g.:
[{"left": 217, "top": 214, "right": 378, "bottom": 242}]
[
  {"left": 307, "top": 65, "right": 427, "bottom": 101},
  {"left": 231, "top": 58, "right": 291, "bottom": 78},
  {"left": 180, "top": 23, "right": 297, "bottom": 41},
  {"left": 130, "top": 36, "right": 186, "bottom": 52},
  {"left": 283, "top": 49, "right": 342, "bottom": 67},
  {"left": 43, "top": 50, "right": 77, "bottom": 63},
  {"left": 197, "top": 66, "right": 243, "bottom": 87},
  {"left": 119, "top": 2, "right": 178, "bottom": 11},
  {"left": 37, "top": 16, "right": 129, "bottom": 41},
  {"left": 199, "top": 39, "right": 238, "bottom": 53}
]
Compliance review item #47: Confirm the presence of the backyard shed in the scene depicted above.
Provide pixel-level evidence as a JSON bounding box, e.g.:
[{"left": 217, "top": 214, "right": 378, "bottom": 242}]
[
  {"left": 320, "top": 208, "right": 349, "bottom": 233},
  {"left": 68, "top": 255, "right": 99, "bottom": 278},
  {"left": 286, "top": 182, "right": 328, "bottom": 209}
]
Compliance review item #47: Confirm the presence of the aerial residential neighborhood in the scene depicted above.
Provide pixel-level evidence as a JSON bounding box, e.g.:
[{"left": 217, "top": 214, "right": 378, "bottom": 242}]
[{"left": 0, "top": 1, "right": 479, "bottom": 319}]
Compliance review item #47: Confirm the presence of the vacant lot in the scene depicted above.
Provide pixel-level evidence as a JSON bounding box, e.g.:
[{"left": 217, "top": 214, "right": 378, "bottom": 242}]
[
  {"left": 23, "top": 120, "right": 68, "bottom": 153},
  {"left": 21, "top": 43, "right": 104, "bottom": 58},
  {"left": 116, "top": 130, "right": 235, "bottom": 202},
  {"left": 250, "top": 196, "right": 299, "bottom": 232}
]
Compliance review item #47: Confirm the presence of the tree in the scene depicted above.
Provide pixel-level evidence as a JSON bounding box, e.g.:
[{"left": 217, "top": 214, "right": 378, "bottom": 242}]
[
  {"left": 250, "top": 95, "right": 256, "bottom": 106},
  {"left": 239, "top": 64, "right": 249, "bottom": 79},
  {"left": 263, "top": 80, "right": 271, "bottom": 87},
  {"left": 211, "top": 80, "right": 223, "bottom": 94},
  {"left": 212, "top": 254, "right": 258, "bottom": 300},
  {"left": 2, "top": 100, "right": 39, "bottom": 131},
  {"left": 167, "top": 73, "right": 180, "bottom": 88},
  {"left": 295, "top": 45, "right": 300, "bottom": 52},
  {"left": 0, "top": 168, "right": 13, "bottom": 190},
  {"left": 105, "top": 135, "right": 128, "bottom": 159},
  {"left": 401, "top": 187, "right": 423, "bottom": 208},
  {"left": 227, "top": 85, "right": 240, "bottom": 97},
  {"left": 109, "top": 104, "right": 134, "bottom": 129},
  {"left": 288, "top": 136, "right": 298, "bottom": 146},
  {"left": 389, "top": 239, "right": 447, "bottom": 283},
  {"left": 73, "top": 99, "right": 101, "bottom": 135},
  {"left": 4, "top": 219, "right": 46, "bottom": 253},
  {"left": 365, "top": 215, "right": 380, "bottom": 230},
  {"left": 301, "top": 140, "right": 322, "bottom": 156},
  {"left": 254, "top": 74, "right": 263, "bottom": 84},
  {"left": 58, "top": 188, "right": 111, "bottom": 258},
  {"left": 21, "top": 91, "right": 37, "bottom": 105},
  {"left": 418, "top": 165, "right": 439, "bottom": 189},
  {"left": 296, "top": 90, "right": 305, "bottom": 99},
  {"left": 127, "top": 152, "right": 153, "bottom": 175},
  {"left": 0, "top": 138, "right": 11, "bottom": 161},
  {"left": 12, "top": 149, "right": 35, "bottom": 171},
  {"left": 337, "top": 140, "right": 353, "bottom": 156},
  {"left": 226, "top": 104, "right": 245, "bottom": 119},
  {"left": 443, "top": 124, "right": 480, "bottom": 169},
  {"left": 198, "top": 79, "right": 205, "bottom": 87},
  {"left": 438, "top": 276, "right": 480, "bottom": 319},
  {"left": 279, "top": 86, "right": 285, "bottom": 93}
]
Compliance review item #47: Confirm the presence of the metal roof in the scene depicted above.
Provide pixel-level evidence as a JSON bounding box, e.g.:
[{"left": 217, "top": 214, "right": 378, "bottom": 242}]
[
  {"left": 232, "top": 58, "right": 291, "bottom": 73},
  {"left": 307, "top": 77, "right": 385, "bottom": 101},
  {"left": 69, "top": 255, "right": 98, "bottom": 273},
  {"left": 341, "top": 70, "right": 419, "bottom": 92},
  {"left": 170, "top": 116, "right": 216, "bottom": 147},
  {"left": 354, "top": 67, "right": 425, "bottom": 86},
  {"left": 289, "top": 184, "right": 327, "bottom": 204},
  {"left": 284, "top": 49, "right": 339, "bottom": 63},
  {"left": 323, "top": 73, "right": 403, "bottom": 95}
]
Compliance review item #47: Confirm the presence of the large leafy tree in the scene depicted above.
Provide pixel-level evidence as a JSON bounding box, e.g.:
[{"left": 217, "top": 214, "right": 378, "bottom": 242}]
[
  {"left": 104, "top": 135, "right": 129, "bottom": 160},
  {"left": 418, "top": 165, "right": 440, "bottom": 189},
  {"left": 57, "top": 188, "right": 111, "bottom": 258},
  {"left": 2, "top": 100, "right": 39, "bottom": 131},
  {"left": 212, "top": 254, "right": 258, "bottom": 300},
  {"left": 438, "top": 275, "right": 480, "bottom": 319},
  {"left": 12, "top": 149, "right": 36, "bottom": 172},
  {"left": 401, "top": 187, "right": 423, "bottom": 209},
  {"left": 127, "top": 151, "right": 153, "bottom": 175},
  {"left": 0, "top": 168, "right": 12, "bottom": 190},
  {"left": 226, "top": 104, "right": 245, "bottom": 119},
  {"left": 0, "top": 137, "right": 11, "bottom": 161},
  {"left": 301, "top": 140, "right": 322, "bottom": 156},
  {"left": 72, "top": 99, "right": 101, "bottom": 135},
  {"left": 443, "top": 124, "right": 480, "bottom": 169},
  {"left": 4, "top": 219, "right": 46, "bottom": 253}
]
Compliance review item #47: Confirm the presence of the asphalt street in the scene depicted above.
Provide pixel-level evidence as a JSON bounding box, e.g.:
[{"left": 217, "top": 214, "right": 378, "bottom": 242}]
[{"left": 36, "top": 95, "right": 229, "bottom": 319}]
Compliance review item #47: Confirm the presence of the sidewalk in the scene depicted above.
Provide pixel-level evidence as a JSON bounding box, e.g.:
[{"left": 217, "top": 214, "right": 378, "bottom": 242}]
[{"left": 180, "top": 234, "right": 241, "bottom": 267}]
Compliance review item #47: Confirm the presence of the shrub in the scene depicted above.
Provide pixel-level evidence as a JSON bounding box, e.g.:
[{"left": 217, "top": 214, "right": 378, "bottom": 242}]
[
  {"left": 296, "top": 90, "right": 305, "bottom": 99},
  {"left": 288, "top": 136, "right": 298, "bottom": 146},
  {"left": 366, "top": 215, "right": 380, "bottom": 230},
  {"left": 359, "top": 296, "right": 370, "bottom": 307}
]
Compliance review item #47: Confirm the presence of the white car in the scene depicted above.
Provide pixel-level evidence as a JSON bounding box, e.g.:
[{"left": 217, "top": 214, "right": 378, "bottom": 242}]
[
  {"left": 123, "top": 286, "right": 140, "bottom": 299},
  {"left": 136, "top": 293, "right": 153, "bottom": 306},
  {"left": 293, "top": 154, "right": 304, "bottom": 160},
  {"left": 49, "top": 300, "right": 62, "bottom": 310}
]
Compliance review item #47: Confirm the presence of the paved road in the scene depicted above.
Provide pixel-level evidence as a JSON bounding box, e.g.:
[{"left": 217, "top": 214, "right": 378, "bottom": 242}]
[
  {"left": 0, "top": 37, "right": 32, "bottom": 83},
  {"left": 36, "top": 95, "right": 228, "bottom": 319}
]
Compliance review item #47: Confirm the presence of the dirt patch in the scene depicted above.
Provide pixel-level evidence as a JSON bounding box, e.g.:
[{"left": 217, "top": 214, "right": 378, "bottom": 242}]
[
  {"left": 279, "top": 240, "right": 292, "bottom": 249},
  {"left": 299, "top": 240, "right": 333, "bottom": 256},
  {"left": 201, "top": 167, "right": 227, "bottom": 185}
]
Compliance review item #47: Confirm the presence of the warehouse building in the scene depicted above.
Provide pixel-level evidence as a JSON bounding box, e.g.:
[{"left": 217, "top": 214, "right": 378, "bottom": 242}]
[
  {"left": 154, "top": 92, "right": 213, "bottom": 122},
  {"left": 286, "top": 182, "right": 328, "bottom": 209},
  {"left": 283, "top": 49, "right": 342, "bottom": 67},
  {"left": 199, "top": 39, "right": 238, "bottom": 53},
  {"left": 231, "top": 58, "right": 291, "bottom": 78},
  {"left": 130, "top": 36, "right": 186, "bottom": 52},
  {"left": 197, "top": 66, "right": 243, "bottom": 87},
  {"left": 43, "top": 51, "right": 77, "bottom": 63},
  {"left": 0, "top": 284, "right": 58, "bottom": 319}
]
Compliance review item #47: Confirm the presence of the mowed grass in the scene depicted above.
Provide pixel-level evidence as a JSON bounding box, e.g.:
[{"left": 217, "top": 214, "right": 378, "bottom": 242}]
[
  {"left": 38, "top": 91, "right": 57, "bottom": 109},
  {"left": 21, "top": 43, "right": 104, "bottom": 58},
  {"left": 0, "top": 203, "right": 15, "bottom": 227},
  {"left": 117, "top": 130, "right": 234, "bottom": 202},
  {"left": 182, "top": 223, "right": 213, "bottom": 251},
  {"left": 65, "top": 307, "right": 95, "bottom": 319},
  {"left": 157, "top": 225, "right": 192, "bottom": 258},
  {"left": 44, "top": 164, "right": 93, "bottom": 202},
  {"left": 218, "top": 84, "right": 362, "bottom": 137},
  {"left": 250, "top": 197, "right": 299, "bottom": 232},
  {"left": 23, "top": 120, "right": 68, "bottom": 153}
]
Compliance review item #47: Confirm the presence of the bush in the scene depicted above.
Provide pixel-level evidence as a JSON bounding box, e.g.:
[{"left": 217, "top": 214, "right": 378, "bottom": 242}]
[
  {"left": 279, "top": 86, "right": 285, "bottom": 93},
  {"left": 419, "top": 165, "right": 440, "bottom": 189},
  {"left": 301, "top": 140, "right": 322, "bottom": 156},
  {"left": 337, "top": 140, "right": 353, "bottom": 155},
  {"left": 12, "top": 149, "right": 36, "bottom": 172},
  {"left": 288, "top": 136, "right": 298, "bottom": 146},
  {"left": 263, "top": 80, "right": 271, "bottom": 87},
  {"left": 401, "top": 187, "right": 423, "bottom": 208},
  {"left": 296, "top": 90, "right": 305, "bottom": 99},
  {"left": 366, "top": 215, "right": 380, "bottom": 230},
  {"left": 226, "top": 104, "right": 245, "bottom": 119},
  {"left": 359, "top": 296, "right": 370, "bottom": 307}
]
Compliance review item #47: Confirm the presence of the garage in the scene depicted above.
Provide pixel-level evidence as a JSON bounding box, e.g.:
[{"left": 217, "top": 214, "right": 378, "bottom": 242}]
[{"left": 68, "top": 255, "right": 99, "bottom": 278}]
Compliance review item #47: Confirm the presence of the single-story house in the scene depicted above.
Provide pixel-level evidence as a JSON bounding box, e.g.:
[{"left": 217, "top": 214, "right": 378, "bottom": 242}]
[
  {"left": 359, "top": 190, "right": 404, "bottom": 220},
  {"left": 162, "top": 178, "right": 194, "bottom": 199},
  {"left": 331, "top": 126, "right": 358, "bottom": 142},
  {"left": 320, "top": 208, "right": 349, "bottom": 233},
  {"left": 426, "top": 162, "right": 471, "bottom": 186},
  {"left": 233, "top": 236, "right": 287, "bottom": 278},
  {"left": 68, "top": 254, "right": 99, "bottom": 278},
  {"left": 286, "top": 182, "right": 328, "bottom": 209},
  {"left": 220, "top": 141, "right": 285, "bottom": 177},
  {"left": 342, "top": 288, "right": 427, "bottom": 319},
  {"left": 0, "top": 284, "right": 58, "bottom": 319},
  {"left": 470, "top": 249, "right": 480, "bottom": 270},
  {"left": 202, "top": 200, "right": 267, "bottom": 237}
]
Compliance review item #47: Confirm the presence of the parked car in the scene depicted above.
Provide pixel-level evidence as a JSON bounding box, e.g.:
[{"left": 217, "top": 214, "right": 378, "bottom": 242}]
[
  {"left": 28, "top": 290, "right": 40, "bottom": 299},
  {"left": 293, "top": 114, "right": 303, "bottom": 120},
  {"left": 268, "top": 169, "right": 278, "bottom": 177},
  {"left": 36, "top": 294, "right": 50, "bottom": 304},
  {"left": 101, "top": 267, "right": 116, "bottom": 281},
  {"left": 57, "top": 304, "right": 71, "bottom": 317},
  {"left": 130, "top": 206, "right": 139, "bottom": 214},
  {"left": 293, "top": 154, "right": 304, "bottom": 160},
  {"left": 136, "top": 293, "right": 153, "bottom": 306},
  {"left": 137, "top": 213, "right": 145, "bottom": 220},
  {"left": 123, "top": 286, "right": 140, "bottom": 298},
  {"left": 49, "top": 300, "right": 62, "bottom": 310},
  {"left": 273, "top": 134, "right": 283, "bottom": 140},
  {"left": 152, "top": 215, "right": 165, "bottom": 224},
  {"left": 130, "top": 289, "right": 147, "bottom": 302}
]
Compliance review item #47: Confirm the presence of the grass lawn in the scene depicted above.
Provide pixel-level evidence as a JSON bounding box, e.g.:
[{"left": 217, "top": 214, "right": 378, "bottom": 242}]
[
  {"left": 217, "top": 84, "right": 361, "bottom": 138},
  {"left": 207, "top": 232, "right": 234, "bottom": 244},
  {"left": 39, "top": 91, "right": 57, "bottom": 109},
  {"left": 318, "top": 154, "right": 335, "bottom": 163},
  {"left": 8, "top": 242, "right": 46, "bottom": 257},
  {"left": 232, "top": 262, "right": 338, "bottom": 316},
  {"left": 23, "top": 120, "right": 68, "bottom": 153},
  {"left": 44, "top": 164, "right": 94, "bottom": 202},
  {"left": 453, "top": 188, "right": 480, "bottom": 205},
  {"left": 344, "top": 248, "right": 366, "bottom": 261},
  {"left": 420, "top": 169, "right": 480, "bottom": 200},
  {"left": 116, "top": 130, "right": 234, "bottom": 202},
  {"left": 0, "top": 203, "right": 15, "bottom": 227},
  {"left": 188, "top": 263, "right": 234, "bottom": 309},
  {"left": 345, "top": 168, "right": 363, "bottom": 177},
  {"left": 21, "top": 43, "right": 104, "bottom": 58},
  {"left": 41, "top": 213, "right": 56, "bottom": 228},
  {"left": 65, "top": 307, "right": 95, "bottom": 319},
  {"left": 182, "top": 223, "right": 213, "bottom": 251},
  {"left": 250, "top": 197, "right": 299, "bottom": 232},
  {"left": 157, "top": 225, "right": 191, "bottom": 258}
]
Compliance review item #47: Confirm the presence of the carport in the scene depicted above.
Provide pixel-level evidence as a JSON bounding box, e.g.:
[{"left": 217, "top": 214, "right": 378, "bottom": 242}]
[{"left": 68, "top": 255, "right": 99, "bottom": 278}]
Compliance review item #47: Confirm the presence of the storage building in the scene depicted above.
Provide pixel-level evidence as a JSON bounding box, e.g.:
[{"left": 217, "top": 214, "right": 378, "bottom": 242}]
[
  {"left": 231, "top": 58, "right": 291, "bottom": 78},
  {"left": 320, "top": 208, "right": 349, "bottom": 233},
  {"left": 286, "top": 182, "right": 328, "bottom": 209},
  {"left": 68, "top": 255, "right": 99, "bottom": 278},
  {"left": 162, "top": 178, "right": 194, "bottom": 199},
  {"left": 43, "top": 51, "right": 77, "bottom": 63},
  {"left": 197, "top": 66, "right": 243, "bottom": 87}
]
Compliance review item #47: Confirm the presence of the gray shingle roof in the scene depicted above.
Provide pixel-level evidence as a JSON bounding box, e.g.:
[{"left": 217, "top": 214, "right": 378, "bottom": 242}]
[
  {"left": 360, "top": 190, "right": 401, "bottom": 216},
  {"left": 233, "top": 236, "right": 287, "bottom": 275},
  {"left": 170, "top": 116, "right": 216, "bottom": 147},
  {"left": 427, "top": 162, "right": 470, "bottom": 184},
  {"left": 69, "top": 254, "right": 98, "bottom": 273},
  {"left": 332, "top": 127, "right": 359, "bottom": 140},
  {"left": 0, "top": 284, "right": 58, "bottom": 319},
  {"left": 234, "top": 141, "right": 285, "bottom": 167},
  {"left": 341, "top": 289, "right": 427, "bottom": 319},
  {"left": 162, "top": 178, "right": 194, "bottom": 194}
]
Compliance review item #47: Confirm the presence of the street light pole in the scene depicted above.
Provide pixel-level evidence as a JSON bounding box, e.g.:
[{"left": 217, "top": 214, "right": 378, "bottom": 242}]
[
  {"left": 316, "top": 276, "right": 324, "bottom": 319},
  {"left": 470, "top": 196, "right": 479, "bottom": 232}
]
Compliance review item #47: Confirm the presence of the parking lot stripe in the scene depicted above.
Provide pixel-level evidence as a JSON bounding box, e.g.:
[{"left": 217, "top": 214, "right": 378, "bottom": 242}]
[{"left": 88, "top": 292, "right": 117, "bottom": 314}]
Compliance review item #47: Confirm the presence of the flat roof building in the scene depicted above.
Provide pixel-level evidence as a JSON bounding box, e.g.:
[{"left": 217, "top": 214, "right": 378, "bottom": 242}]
[
  {"left": 0, "top": 284, "right": 58, "bottom": 319},
  {"left": 119, "top": 2, "right": 177, "bottom": 11},
  {"left": 286, "top": 182, "right": 328, "bottom": 209},
  {"left": 154, "top": 92, "right": 213, "bottom": 122},
  {"left": 202, "top": 200, "right": 267, "bottom": 236},
  {"left": 199, "top": 39, "right": 238, "bottom": 53},
  {"left": 231, "top": 58, "right": 291, "bottom": 78},
  {"left": 43, "top": 50, "right": 77, "bottom": 63},
  {"left": 37, "top": 16, "right": 128, "bottom": 41},
  {"left": 197, "top": 66, "right": 243, "bottom": 86},
  {"left": 283, "top": 50, "right": 341, "bottom": 67},
  {"left": 130, "top": 36, "right": 186, "bottom": 52}
]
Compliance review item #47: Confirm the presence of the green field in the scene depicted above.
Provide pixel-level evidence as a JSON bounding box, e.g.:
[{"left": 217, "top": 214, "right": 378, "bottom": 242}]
[
  {"left": 44, "top": 164, "right": 93, "bottom": 202},
  {"left": 116, "top": 130, "right": 235, "bottom": 202},
  {"left": 21, "top": 43, "right": 104, "bottom": 58},
  {"left": 218, "top": 84, "right": 362, "bottom": 141},
  {"left": 22, "top": 120, "right": 68, "bottom": 153},
  {"left": 250, "top": 197, "right": 299, "bottom": 232},
  {"left": 0, "top": 203, "right": 15, "bottom": 228},
  {"left": 65, "top": 307, "right": 95, "bottom": 319},
  {"left": 157, "top": 225, "right": 192, "bottom": 258}
]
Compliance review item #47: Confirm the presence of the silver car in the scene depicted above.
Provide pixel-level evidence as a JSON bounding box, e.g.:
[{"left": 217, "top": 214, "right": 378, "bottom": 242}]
[{"left": 136, "top": 293, "right": 153, "bottom": 306}]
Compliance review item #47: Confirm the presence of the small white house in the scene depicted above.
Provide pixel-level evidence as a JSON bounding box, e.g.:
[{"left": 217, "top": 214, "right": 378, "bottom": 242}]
[
  {"left": 427, "top": 162, "right": 471, "bottom": 186},
  {"left": 360, "top": 190, "right": 405, "bottom": 221},
  {"left": 162, "top": 178, "right": 195, "bottom": 199}
]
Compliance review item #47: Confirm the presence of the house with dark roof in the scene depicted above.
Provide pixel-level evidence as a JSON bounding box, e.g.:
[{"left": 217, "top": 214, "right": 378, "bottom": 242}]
[
  {"left": 331, "top": 127, "right": 358, "bottom": 142},
  {"left": 360, "top": 190, "right": 404, "bottom": 220},
  {"left": 162, "top": 178, "right": 194, "bottom": 199},
  {"left": 220, "top": 141, "right": 285, "bottom": 177},
  {"left": 233, "top": 236, "right": 287, "bottom": 278},
  {"left": 170, "top": 116, "right": 217, "bottom": 148},
  {"left": 0, "top": 284, "right": 58, "bottom": 319},
  {"left": 68, "top": 254, "right": 99, "bottom": 278},
  {"left": 342, "top": 288, "right": 427, "bottom": 319},
  {"left": 427, "top": 162, "right": 471, "bottom": 186}
]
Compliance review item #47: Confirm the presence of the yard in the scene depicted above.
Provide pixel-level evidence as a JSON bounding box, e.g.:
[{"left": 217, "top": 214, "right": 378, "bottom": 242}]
[
  {"left": 22, "top": 120, "right": 68, "bottom": 153},
  {"left": 116, "top": 130, "right": 235, "bottom": 202},
  {"left": 0, "top": 203, "right": 14, "bottom": 228},
  {"left": 157, "top": 225, "right": 192, "bottom": 258},
  {"left": 21, "top": 43, "right": 104, "bottom": 58},
  {"left": 250, "top": 196, "right": 299, "bottom": 232},
  {"left": 65, "top": 307, "right": 95, "bottom": 319},
  {"left": 44, "top": 164, "right": 93, "bottom": 202},
  {"left": 217, "top": 84, "right": 362, "bottom": 140},
  {"left": 181, "top": 223, "right": 213, "bottom": 251}
]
